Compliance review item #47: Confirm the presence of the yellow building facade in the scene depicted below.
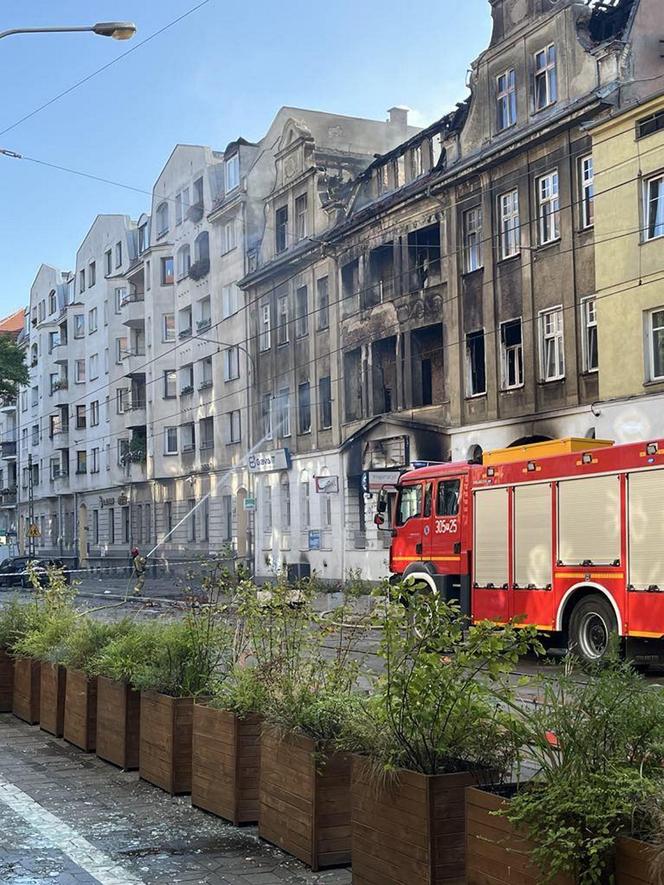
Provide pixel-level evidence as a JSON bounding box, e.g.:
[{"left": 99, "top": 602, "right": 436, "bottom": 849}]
[{"left": 594, "top": 93, "right": 664, "bottom": 413}]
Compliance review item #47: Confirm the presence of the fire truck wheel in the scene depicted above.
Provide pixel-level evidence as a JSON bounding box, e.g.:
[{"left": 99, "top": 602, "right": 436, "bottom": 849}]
[{"left": 568, "top": 594, "right": 617, "bottom": 663}]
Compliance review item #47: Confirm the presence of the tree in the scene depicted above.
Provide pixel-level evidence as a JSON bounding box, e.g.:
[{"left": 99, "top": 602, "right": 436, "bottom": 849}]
[{"left": 0, "top": 335, "right": 27, "bottom": 405}]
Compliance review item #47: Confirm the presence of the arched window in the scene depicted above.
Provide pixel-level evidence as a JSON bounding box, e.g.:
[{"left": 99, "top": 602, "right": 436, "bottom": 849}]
[
  {"left": 194, "top": 231, "right": 209, "bottom": 263},
  {"left": 280, "top": 472, "right": 291, "bottom": 530},
  {"left": 177, "top": 244, "right": 191, "bottom": 280},
  {"left": 156, "top": 202, "right": 169, "bottom": 237},
  {"left": 299, "top": 469, "right": 310, "bottom": 529},
  {"left": 30, "top": 343, "right": 38, "bottom": 366}
]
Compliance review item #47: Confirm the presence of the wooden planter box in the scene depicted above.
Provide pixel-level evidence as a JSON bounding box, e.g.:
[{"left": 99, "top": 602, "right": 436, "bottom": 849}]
[
  {"left": 63, "top": 670, "right": 97, "bottom": 751},
  {"left": 466, "top": 786, "right": 573, "bottom": 885},
  {"left": 351, "top": 756, "right": 478, "bottom": 885},
  {"left": 259, "top": 725, "right": 352, "bottom": 871},
  {"left": 139, "top": 691, "right": 193, "bottom": 795},
  {"left": 616, "top": 836, "right": 660, "bottom": 884},
  {"left": 0, "top": 649, "right": 14, "bottom": 712},
  {"left": 39, "top": 663, "right": 66, "bottom": 737},
  {"left": 192, "top": 705, "right": 261, "bottom": 825},
  {"left": 96, "top": 676, "right": 141, "bottom": 770},
  {"left": 12, "top": 657, "right": 40, "bottom": 724}
]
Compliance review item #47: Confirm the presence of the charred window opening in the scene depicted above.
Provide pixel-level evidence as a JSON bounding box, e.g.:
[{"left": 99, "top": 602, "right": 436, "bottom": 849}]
[
  {"left": 344, "top": 348, "right": 363, "bottom": 421},
  {"left": 466, "top": 330, "right": 486, "bottom": 397},
  {"left": 411, "top": 324, "right": 443, "bottom": 408},
  {"left": 371, "top": 336, "right": 397, "bottom": 416},
  {"left": 341, "top": 259, "right": 360, "bottom": 316},
  {"left": 586, "top": 0, "right": 635, "bottom": 43},
  {"left": 408, "top": 224, "right": 441, "bottom": 291},
  {"left": 275, "top": 205, "right": 288, "bottom": 253},
  {"left": 366, "top": 243, "right": 394, "bottom": 308}
]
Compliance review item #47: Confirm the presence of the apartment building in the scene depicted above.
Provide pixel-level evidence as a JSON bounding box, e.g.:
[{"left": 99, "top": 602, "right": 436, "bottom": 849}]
[{"left": 0, "top": 309, "right": 25, "bottom": 547}]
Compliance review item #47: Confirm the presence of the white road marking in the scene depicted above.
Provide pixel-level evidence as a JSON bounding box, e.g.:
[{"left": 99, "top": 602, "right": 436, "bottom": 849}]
[{"left": 0, "top": 773, "right": 143, "bottom": 884}]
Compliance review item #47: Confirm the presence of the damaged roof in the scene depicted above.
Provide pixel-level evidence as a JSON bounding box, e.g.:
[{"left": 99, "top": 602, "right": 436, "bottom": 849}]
[{"left": 585, "top": 0, "right": 637, "bottom": 43}]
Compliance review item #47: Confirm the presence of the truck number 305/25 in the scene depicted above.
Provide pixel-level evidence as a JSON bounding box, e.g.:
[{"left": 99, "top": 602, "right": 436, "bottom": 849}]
[{"left": 435, "top": 518, "right": 458, "bottom": 534}]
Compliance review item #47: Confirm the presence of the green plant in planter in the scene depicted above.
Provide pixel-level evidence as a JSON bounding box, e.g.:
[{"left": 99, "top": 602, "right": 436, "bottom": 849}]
[
  {"left": 60, "top": 618, "right": 134, "bottom": 675},
  {"left": 210, "top": 664, "right": 268, "bottom": 718},
  {"left": 358, "top": 581, "right": 541, "bottom": 778},
  {"left": 0, "top": 599, "right": 42, "bottom": 653},
  {"left": 14, "top": 564, "right": 79, "bottom": 663},
  {"left": 504, "top": 657, "right": 664, "bottom": 885},
  {"left": 91, "top": 621, "right": 162, "bottom": 685}
]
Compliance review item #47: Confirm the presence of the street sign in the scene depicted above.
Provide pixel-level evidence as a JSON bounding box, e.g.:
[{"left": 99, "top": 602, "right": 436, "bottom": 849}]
[{"left": 243, "top": 496, "right": 256, "bottom": 511}]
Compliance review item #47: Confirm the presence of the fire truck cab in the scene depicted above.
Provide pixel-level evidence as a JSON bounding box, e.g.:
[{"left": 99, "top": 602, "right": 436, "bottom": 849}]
[{"left": 384, "top": 437, "right": 664, "bottom": 662}]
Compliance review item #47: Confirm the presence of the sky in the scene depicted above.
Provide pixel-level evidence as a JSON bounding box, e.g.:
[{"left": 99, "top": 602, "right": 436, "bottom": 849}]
[{"left": 0, "top": 0, "right": 493, "bottom": 316}]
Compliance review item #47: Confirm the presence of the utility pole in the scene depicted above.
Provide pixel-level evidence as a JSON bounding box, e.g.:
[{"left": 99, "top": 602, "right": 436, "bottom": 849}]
[{"left": 27, "top": 453, "right": 35, "bottom": 558}]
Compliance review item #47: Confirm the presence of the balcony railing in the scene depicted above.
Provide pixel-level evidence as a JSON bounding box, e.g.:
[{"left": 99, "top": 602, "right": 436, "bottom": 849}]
[
  {"left": 0, "top": 441, "right": 17, "bottom": 458},
  {"left": 189, "top": 258, "right": 210, "bottom": 281},
  {"left": 196, "top": 317, "right": 212, "bottom": 332},
  {"left": 179, "top": 327, "right": 193, "bottom": 340}
]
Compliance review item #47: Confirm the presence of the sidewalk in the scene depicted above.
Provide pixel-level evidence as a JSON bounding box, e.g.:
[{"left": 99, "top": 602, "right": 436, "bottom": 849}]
[{"left": 0, "top": 715, "right": 352, "bottom": 885}]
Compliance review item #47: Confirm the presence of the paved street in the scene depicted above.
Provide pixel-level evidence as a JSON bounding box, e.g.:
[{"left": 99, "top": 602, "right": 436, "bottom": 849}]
[{"left": 0, "top": 714, "right": 351, "bottom": 885}]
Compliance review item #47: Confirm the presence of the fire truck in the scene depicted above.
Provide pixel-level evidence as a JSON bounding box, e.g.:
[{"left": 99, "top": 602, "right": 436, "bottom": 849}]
[{"left": 378, "top": 437, "right": 664, "bottom": 662}]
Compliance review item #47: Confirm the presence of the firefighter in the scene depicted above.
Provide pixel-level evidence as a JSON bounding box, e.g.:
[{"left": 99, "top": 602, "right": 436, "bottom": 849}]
[{"left": 130, "top": 547, "right": 147, "bottom": 595}]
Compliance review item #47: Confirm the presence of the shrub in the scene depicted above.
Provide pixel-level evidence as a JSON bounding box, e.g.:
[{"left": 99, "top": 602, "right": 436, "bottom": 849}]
[
  {"left": 505, "top": 658, "right": 664, "bottom": 884},
  {"left": 357, "top": 581, "right": 541, "bottom": 778},
  {"left": 14, "top": 607, "right": 77, "bottom": 663},
  {"left": 210, "top": 665, "right": 268, "bottom": 718},
  {"left": 59, "top": 618, "right": 134, "bottom": 675},
  {"left": 0, "top": 600, "right": 42, "bottom": 653},
  {"left": 91, "top": 621, "right": 163, "bottom": 685}
]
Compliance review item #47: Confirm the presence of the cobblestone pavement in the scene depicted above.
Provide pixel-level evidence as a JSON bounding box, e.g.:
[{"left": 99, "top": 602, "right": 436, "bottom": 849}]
[{"left": 0, "top": 715, "right": 352, "bottom": 885}]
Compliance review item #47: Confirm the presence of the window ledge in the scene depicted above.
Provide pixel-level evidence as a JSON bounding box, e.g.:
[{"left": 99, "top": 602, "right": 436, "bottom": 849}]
[
  {"left": 537, "top": 377, "right": 565, "bottom": 385},
  {"left": 465, "top": 392, "right": 487, "bottom": 401},
  {"left": 643, "top": 378, "right": 664, "bottom": 389},
  {"left": 461, "top": 267, "right": 484, "bottom": 279},
  {"left": 500, "top": 384, "right": 525, "bottom": 392},
  {"left": 534, "top": 238, "right": 561, "bottom": 254},
  {"left": 497, "top": 252, "right": 521, "bottom": 265}
]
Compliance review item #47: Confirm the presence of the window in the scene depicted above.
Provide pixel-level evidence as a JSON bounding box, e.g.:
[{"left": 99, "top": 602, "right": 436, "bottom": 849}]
[
  {"left": 437, "top": 479, "right": 460, "bottom": 516},
  {"left": 500, "top": 319, "right": 523, "bottom": 389},
  {"left": 156, "top": 202, "right": 168, "bottom": 236},
  {"left": 76, "top": 451, "right": 87, "bottom": 475},
  {"left": 199, "top": 417, "right": 214, "bottom": 450},
  {"left": 175, "top": 191, "right": 183, "bottom": 226},
  {"left": 116, "top": 388, "right": 129, "bottom": 414},
  {"left": 298, "top": 382, "right": 311, "bottom": 434},
  {"left": 539, "top": 307, "right": 565, "bottom": 381},
  {"left": 163, "top": 502, "right": 172, "bottom": 536},
  {"left": 201, "top": 497, "right": 210, "bottom": 542},
  {"left": 179, "top": 306, "right": 192, "bottom": 337},
  {"left": 223, "top": 220, "right": 237, "bottom": 253},
  {"left": 580, "top": 156, "right": 594, "bottom": 229},
  {"left": 31, "top": 423, "right": 39, "bottom": 446},
  {"left": 463, "top": 207, "right": 482, "bottom": 273},
  {"left": 498, "top": 190, "right": 520, "bottom": 259},
  {"left": 181, "top": 422, "right": 195, "bottom": 451},
  {"left": 73, "top": 314, "right": 85, "bottom": 338},
  {"left": 163, "top": 313, "right": 175, "bottom": 342},
  {"left": 92, "top": 510, "right": 99, "bottom": 546},
  {"left": 49, "top": 290, "right": 57, "bottom": 314},
  {"left": 161, "top": 257, "right": 174, "bottom": 285},
  {"left": 193, "top": 177, "right": 203, "bottom": 208},
  {"left": 91, "top": 448, "right": 100, "bottom": 474},
  {"left": 31, "top": 385, "right": 39, "bottom": 407},
  {"left": 396, "top": 484, "right": 422, "bottom": 526},
  {"left": 89, "top": 353, "right": 99, "bottom": 380},
  {"left": 165, "top": 426, "right": 178, "bottom": 454},
  {"left": 275, "top": 205, "right": 288, "bottom": 253},
  {"left": 281, "top": 473, "right": 291, "bottom": 529},
  {"left": 295, "top": 194, "right": 308, "bottom": 241},
  {"left": 88, "top": 307, "right": 98, "bottom": 333},
  {"left": 648, "top": 308, "right": 664, "bottom": 381},
  {"left": 537, "top": 171, "right": 560, "bottom": 245},
  {"left": 177, "top": 244, "right": 191, "bottom": 280},
  {"left": 180, "top": 363, "right": 194, "bottom": 393},
  {"left": 262, "top": 394, "right": 273, "bottom": 439},
  {"left": 108, "top": 507, "right": 115, "bottom": 544},
  {"left": 316, "top": 276, "right": 329, "bottom": 330},
  {"left": 225, "top": 154, "right": 240, "bottom": 192},
  {"left": 300, "top": 472, "right": 310, "bottom": 529},
  {"left": 222, "top": 495, "right": 233, "bottom": 541},
  {"left": 224, "top": 346, "right": 240, "bottom": 381},
  {"left": 263, "top": 485, "right": 272, "bottom": 533},
  {"left": 226, "top": 410, "right": 241, "bottom": 444},
  {"left": 114, "top": 287, "right": 127, "bottom": 312},
  {"left": 75, "top": 359, "right": 86, "bottom": 383},
  {"left": 278, "top": 294, "right": 289, "bottom": 345},
  {"left": 116, "top": 336, "right": 128, "bottom": 363},
  {"left": 222, "top": 284, "right": 240, "bottom": 318},
  {"left": 79, "top": 268, "right": 85, "bottom": 294},
  {"left": 88, "top": 261, "right": 96, "bottom": 287},
  {"left": 637, "top": 110, "right": 664, "bottom": 140},
  {"left": 259, "top": 303, "right": 271, "bottom": 351},
  {"left": 105, "top": 249, "right": 112, "bottom": 276},
  {"left": 90, "top": 400, "right": 100, "bottom": 426},
  {"left": 163, "top": 370, "right": 176, "bottom": 398},
  {"left": 295, "top": 286, "right": 308, "bottom": 337},
  {"left": 194, "top": 231, "right": 209, "bottom": 264},
  {"left": 410, "top": 143, "right": 424, "bottom": 180},
  {"left": 138, "top": 222, "right": 149, "bottom": 254},
  {"left": 319, "top": 376, "right": 332, "bottom": 429},
  {"left": 276, "top": 388, "right": 290, "bottom": 437},
  {"left": 645, "top": 174, "right": 664, "bottom": 241},
  {"left": 115, "top": 241, "right": 122, "bottom": 268},
  {"left": 200, "top": 355, "right": 213, "bottom": 388},
  {"left": 581, "top": 298, "right": 598, "bottom": 373},
  {"left": 534, "top": 44, "right": 557, "bottom": 110},
  {"left": 466, "top": 330, "right": 486, "bottom": 396},
  {"left": 497, "top": 68, "right": 517, "bottom": 130}
]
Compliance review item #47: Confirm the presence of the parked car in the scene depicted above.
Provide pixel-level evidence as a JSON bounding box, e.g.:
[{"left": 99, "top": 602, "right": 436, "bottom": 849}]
[{"left": 0, "top": 557, "right": 48, "bottom": 589}]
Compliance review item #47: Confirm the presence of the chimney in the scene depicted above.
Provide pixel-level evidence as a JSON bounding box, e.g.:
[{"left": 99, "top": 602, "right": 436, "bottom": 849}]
[{"left": 388, "top": 106, "right": 409, "bottom": 136}]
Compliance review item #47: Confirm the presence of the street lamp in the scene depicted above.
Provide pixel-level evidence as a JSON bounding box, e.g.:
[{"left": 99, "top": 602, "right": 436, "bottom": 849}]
[{"left": 0, "top": 22, "right": 137, "bottom": 41}]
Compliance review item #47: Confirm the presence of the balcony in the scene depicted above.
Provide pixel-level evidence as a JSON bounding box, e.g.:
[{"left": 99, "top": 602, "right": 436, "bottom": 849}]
[
  {"left": 187, "top": 202, "right": 204, "bottom": 223},
  {"left": 126, "top": 400, "right": 147, "bottom": 429},
  {"left": 121, "top": 293, "right": 146, "bottom": 329},
  {"left": 122, "top": 350, "right": 146, "bottom": 378},
  {"left": 196, "top": 317, "right": 212, "bottom": 333},
  {"left": 178, "top": 327, "right": 192, "bottom": 340},
  {"left": 0, "top": 488, "right": 17, "bottom": 508},
  {"left": 0, "top": 441, "right": 17, "bottom": 460},
  {"left": 52, "top": 344, "right": 69, "bottom": 366},
  {"left": 188, "top": 258, "right": 210, "bottom": 281},
  {"left": 0, "top": 402, "right": 16, "bottom": 415},
  {"left": 51, "top": 429, "right": 69, "bottom": 448}
]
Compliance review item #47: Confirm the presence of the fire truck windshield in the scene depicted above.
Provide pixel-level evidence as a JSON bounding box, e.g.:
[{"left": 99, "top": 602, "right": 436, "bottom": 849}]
[{"left": 396, "top": 484, "right": 422, "bottom": 526}]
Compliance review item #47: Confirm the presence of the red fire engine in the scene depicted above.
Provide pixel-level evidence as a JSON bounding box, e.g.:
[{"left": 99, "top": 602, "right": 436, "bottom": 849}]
[{"left": 380, "top": 437, "right": 664, "bottom": 662}]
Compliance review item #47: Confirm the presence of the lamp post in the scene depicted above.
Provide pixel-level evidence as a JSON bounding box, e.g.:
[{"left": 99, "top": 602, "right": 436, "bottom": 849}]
[{"left": 0, "top": 22, "right": 136, "bottom": 41}]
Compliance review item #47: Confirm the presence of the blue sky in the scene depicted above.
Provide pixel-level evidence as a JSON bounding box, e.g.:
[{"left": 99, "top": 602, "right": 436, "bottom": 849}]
[{"left": 1, "top": 0, "right": 492, "bottom": 315}]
